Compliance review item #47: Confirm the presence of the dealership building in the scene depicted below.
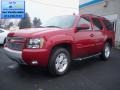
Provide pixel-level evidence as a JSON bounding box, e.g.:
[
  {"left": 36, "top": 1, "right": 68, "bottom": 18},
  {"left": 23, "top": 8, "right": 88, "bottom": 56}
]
[{"left": 79, "top": 0, "right": 120, "bottom": 46}]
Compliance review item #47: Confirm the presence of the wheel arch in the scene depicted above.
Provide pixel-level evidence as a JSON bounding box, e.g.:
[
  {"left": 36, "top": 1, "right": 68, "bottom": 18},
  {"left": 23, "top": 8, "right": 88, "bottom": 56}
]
[
  {"left": 105, "top": 38, "right": 113, "bottom": 47},
  {"left": 50, "top": 43, "right": 73, "bottom": 59}
]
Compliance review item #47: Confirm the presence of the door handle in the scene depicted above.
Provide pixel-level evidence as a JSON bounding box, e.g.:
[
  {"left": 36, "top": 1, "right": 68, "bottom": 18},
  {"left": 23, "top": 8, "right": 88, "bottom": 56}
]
[{"left": 90, "top": 34, "right": 94, "bottom": 37}]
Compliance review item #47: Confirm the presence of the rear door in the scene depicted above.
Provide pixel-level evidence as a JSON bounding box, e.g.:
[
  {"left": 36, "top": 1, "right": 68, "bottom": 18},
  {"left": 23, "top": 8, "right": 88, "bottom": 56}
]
[
  {"left": 74, "top": 16, "right": 96, "bottom": 58},
  {"left": 102, "top": 19, "right": 115, "bottom": 45},
  {"left": 91, "top": 18, "right": 105, "bottom": 53}
]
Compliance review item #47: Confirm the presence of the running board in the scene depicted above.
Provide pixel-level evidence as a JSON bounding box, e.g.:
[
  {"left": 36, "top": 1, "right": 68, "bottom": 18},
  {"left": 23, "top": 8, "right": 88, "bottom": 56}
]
[{"left": 74, "top": 53, "right": 101, "bottom": 61}]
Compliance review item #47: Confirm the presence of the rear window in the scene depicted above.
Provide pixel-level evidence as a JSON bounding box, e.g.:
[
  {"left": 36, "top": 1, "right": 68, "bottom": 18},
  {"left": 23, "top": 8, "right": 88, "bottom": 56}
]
[{"left": 103, "top": 19, "right": 114, "bottom": 31}]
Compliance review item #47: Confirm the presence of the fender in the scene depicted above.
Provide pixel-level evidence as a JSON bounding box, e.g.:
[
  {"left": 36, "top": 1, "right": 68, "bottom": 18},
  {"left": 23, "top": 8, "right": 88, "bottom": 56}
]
[
  {"left": 44, "top": 34, "right": 76, "bottom": 57},
  {"left": 45, "top": 34, "right": 74, "bottom": 49}
]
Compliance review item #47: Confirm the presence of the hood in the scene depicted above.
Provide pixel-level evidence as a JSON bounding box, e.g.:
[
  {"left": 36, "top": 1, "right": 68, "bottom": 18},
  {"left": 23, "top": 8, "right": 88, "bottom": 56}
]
[{"left": 9, "top": 28, "right": 65, "bottom": 37}]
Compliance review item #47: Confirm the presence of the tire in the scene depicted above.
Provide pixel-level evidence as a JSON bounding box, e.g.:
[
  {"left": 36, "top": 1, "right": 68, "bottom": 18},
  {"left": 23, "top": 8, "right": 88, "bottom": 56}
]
[
  {"left": 18, "top": 63, "right": 29, "bottom": 68},
  {"left": 48, "top": 47, "right": 71, "bottom": 76},
  {"left": 100, "top": 43, "right": 111, "bottom": 60},
  {"left": 18, "top": 63, "right": 27, "bottom": 67}
]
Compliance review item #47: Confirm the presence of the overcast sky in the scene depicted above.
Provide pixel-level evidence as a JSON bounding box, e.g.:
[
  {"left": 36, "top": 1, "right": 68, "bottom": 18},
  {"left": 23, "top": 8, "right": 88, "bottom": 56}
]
[
  {"left": 0, "top": 0, "right": 92, "bottom": 22},
  {"left": 26, "top": 0, "right": 92, "bottom": 22}
]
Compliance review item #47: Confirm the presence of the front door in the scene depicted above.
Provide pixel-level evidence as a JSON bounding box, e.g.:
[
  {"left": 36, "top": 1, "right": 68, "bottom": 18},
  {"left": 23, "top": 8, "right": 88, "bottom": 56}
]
[{"left": 74, "top": 16, "right": 96, "bottom": 58}]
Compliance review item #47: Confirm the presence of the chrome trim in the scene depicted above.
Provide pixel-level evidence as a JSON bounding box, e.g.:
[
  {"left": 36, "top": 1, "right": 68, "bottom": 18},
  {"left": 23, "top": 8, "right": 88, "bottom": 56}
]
[
  {"left": 74, "top": 53, "right": 101, "bottom": 61},
  {"left": 55, "top": 53, "right": 68, "bottom": 73},
  {"left": 4, "top": 47, "right": 22, "bottom": 54},
  {"left": 4, "top": 47, "right": 26, "bottom": 65}
]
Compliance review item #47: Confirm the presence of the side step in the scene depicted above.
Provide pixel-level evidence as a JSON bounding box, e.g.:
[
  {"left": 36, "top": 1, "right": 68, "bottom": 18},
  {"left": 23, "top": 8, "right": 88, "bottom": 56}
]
[{"left": 74, "top": 53, "right": 101, "bottom": 61}]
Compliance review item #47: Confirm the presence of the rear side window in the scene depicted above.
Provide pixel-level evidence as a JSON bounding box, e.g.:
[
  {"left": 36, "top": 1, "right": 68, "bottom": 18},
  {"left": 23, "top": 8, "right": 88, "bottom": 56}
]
[
  {"left": 92, "top": 18, "right": 103, "bottom": 30},
  {"left": 103, "top": 19, "right": 114, "bottom": 31}
]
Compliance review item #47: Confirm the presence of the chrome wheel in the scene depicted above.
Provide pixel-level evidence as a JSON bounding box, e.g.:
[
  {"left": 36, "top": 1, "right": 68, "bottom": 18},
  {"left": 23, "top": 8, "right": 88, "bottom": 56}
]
[
  {"left": 105, "top": 45, "right": 110, "bottom": 58},
  {"left": 55, "top": 53, "right": 68, "bottom": 73},
  {"left": 100, "top": 43, "right": 112, "bottom": 60},
  {"left": 49, "top": 48, "right": 70, "bottom": 76}
]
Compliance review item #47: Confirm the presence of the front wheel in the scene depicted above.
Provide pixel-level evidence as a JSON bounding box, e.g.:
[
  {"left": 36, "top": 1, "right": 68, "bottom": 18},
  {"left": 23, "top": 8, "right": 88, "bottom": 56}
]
[
  {"left": 48, "top": 48, "right": 71, "bottom": 76},
  {"left": 100, "top": 43, "right": 111, "bottom": 60}
]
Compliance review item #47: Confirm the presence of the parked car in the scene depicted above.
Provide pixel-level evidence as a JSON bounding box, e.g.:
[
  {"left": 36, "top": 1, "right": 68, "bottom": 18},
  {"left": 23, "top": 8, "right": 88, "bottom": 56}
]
[
  {"left": 0, "top": 29, "right": 9, "bottom": 44},
  {"left": 4, "top": 14, "right": 115, "bottom": 76}
]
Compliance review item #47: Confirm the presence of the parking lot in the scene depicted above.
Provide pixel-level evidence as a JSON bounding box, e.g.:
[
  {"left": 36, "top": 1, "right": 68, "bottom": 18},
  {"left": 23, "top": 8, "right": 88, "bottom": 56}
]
[{"left": 0, "top": 46, "right": 120, "bottom": 90}]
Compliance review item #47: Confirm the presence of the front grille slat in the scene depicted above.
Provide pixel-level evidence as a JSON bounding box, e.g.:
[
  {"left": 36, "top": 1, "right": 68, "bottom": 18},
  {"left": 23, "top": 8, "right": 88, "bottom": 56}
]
[{"left": 6, "top": 37, "right": 26, "bottom": 51}]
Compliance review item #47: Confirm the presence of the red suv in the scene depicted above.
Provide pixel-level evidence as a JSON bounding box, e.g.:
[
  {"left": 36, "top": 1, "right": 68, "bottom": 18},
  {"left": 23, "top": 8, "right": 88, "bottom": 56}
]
[{"left": 4, "top": 14, "right": 115, "bottom": 76}]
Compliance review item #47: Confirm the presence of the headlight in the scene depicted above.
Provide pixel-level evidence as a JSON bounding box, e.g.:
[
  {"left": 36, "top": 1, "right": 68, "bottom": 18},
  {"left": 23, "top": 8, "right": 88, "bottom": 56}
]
[{"left": 27, "top": 38, "right": 45, "bottom": 48}]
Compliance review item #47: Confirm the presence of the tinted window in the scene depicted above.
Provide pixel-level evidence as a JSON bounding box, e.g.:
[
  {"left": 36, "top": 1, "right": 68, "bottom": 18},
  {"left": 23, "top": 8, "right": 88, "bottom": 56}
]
[
  {"left": 78, "top": 17, "right": 92, "bottom": 30},
  {"left": 92, "top": 18, "right": 103, "bottom": 30},
  {"left": 103, "top": 19, "right": 114, "bottom": 31}
]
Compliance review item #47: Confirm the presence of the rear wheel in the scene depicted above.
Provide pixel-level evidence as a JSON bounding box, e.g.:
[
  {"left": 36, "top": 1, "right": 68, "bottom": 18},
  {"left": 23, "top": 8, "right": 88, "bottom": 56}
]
[
  {"left": 100, "top": 43, "right": 111, "bottom": 60},
  {"left": 48, "top": 47, "right": 71, "bottom": 76}
]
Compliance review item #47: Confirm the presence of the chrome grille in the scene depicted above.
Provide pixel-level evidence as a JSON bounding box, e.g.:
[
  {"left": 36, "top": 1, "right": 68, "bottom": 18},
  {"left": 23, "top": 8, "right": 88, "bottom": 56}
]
[{"left": 6, "top": 37, "right": 26, "bottom": 51}]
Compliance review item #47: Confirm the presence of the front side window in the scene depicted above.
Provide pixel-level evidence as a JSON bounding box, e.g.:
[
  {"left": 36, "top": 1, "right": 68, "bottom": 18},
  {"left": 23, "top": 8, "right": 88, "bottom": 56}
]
[
  {"left": 92, "top": 18, "right": 103, "bottom": 30},
  {"left": 78, "top": 17, "right": 92, "bottom": 30},
  {"left": 41, "top": 15, "right": 75, "bottom": 28}
]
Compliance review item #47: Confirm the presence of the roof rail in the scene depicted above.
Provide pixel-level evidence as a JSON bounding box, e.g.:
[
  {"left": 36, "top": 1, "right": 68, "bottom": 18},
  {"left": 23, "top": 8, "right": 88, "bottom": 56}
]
[{"left": 81, "top": 14, "right": 105, "bottom": 19}]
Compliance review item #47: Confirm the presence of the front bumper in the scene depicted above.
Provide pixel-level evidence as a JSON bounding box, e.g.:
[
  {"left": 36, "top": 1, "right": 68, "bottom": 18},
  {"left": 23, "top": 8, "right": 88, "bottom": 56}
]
[
  {"left": 4, "top": 47, "right": 50, "bottom": 67},
  {"left": 4, "top": 47, "right": 26, "bottom": 65}
]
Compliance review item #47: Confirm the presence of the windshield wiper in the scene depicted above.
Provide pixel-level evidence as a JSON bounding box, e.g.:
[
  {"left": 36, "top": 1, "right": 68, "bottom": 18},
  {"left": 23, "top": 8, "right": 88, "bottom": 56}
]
[{"left": 45, "top": 26, "right": 62, "bottom": 28}]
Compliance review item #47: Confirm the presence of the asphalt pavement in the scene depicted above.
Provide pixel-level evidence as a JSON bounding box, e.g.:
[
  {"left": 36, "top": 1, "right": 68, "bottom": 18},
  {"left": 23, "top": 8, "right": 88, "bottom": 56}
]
[{"left": 0, "top": 46, "right": 120, "bottom": 90}]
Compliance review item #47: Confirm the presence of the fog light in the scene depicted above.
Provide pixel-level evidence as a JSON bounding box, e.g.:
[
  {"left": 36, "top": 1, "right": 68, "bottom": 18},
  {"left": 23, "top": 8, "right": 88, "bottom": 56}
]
[{"left": 32, "top": 61, "right": 38, "bottom": 65}]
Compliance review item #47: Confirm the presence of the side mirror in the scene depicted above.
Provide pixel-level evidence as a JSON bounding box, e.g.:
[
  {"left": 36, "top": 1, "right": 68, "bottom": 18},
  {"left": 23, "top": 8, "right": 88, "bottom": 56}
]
[{"left": 77, "top": 24, "right": 90, "bottom": 30}]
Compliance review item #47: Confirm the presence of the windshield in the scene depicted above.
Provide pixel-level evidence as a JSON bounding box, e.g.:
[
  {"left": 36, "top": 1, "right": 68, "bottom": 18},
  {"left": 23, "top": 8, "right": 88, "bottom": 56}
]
[{"left": 41, "top": 15, "right": 75, "bottom": 28}]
